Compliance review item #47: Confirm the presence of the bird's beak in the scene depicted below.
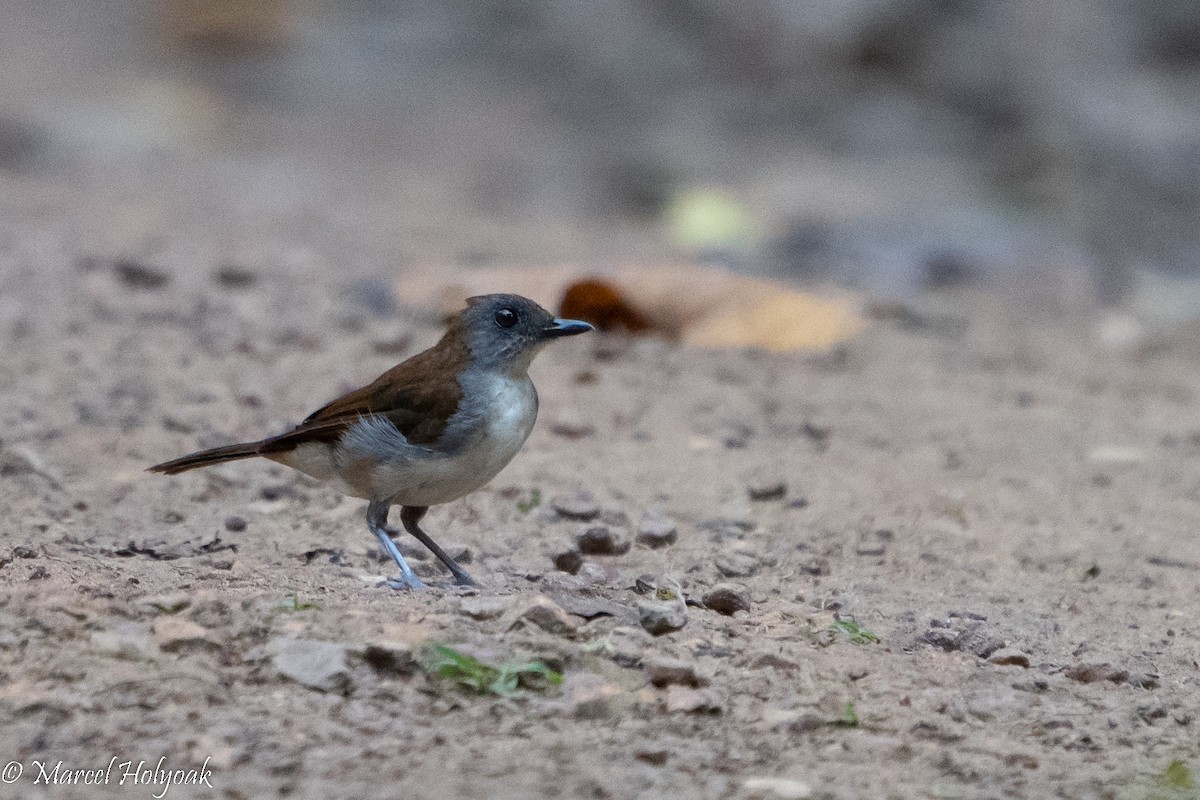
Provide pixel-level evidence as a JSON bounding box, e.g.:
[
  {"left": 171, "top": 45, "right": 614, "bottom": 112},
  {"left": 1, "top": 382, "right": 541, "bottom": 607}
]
[{"left": 543, "top": 318, "right": 594, "bottom": 338}]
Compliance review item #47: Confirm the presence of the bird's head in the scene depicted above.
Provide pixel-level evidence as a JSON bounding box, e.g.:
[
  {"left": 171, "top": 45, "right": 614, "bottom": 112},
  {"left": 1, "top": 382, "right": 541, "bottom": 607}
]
[{"left": 453, "top": 293, "right": 593, "bottom": 375}]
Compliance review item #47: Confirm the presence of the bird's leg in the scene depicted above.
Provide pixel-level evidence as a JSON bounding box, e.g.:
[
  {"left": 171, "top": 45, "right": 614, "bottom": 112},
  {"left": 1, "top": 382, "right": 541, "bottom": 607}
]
[
  {"left": 400, "top": 505, "right": 479, "bottom": 587},
  {"left": 367, "top": 499, "right": 427, "bottom": 590}
]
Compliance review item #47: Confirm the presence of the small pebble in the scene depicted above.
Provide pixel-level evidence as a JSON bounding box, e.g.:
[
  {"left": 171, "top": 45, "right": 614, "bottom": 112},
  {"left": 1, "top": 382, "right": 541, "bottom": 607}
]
[
  {"left": 634, "top": 574, "right": 659, "bottom": 594},
  {"left": 114, "top": 259, "right": 169, "bottom": 289},
  {"left": 153, "top": 618, "right": 222, "bottom": 654},
  {"left": 703, "top": 583, "right": 752, "bottom": 615},
  {"left": 1064, "top": 663, "right": 1128, "bottom": 684},
  {"left": 922, "top": 623, "right": 1003, "bottom": 658},
  {"left": 716, "top": 551, "right": 759, "bottom": 578},
  {"left": 552, "top": 491, "right": 600, "bottom": 521},
  {"left": 576, "top": 562, "right": 610, "bottom": 584},
  {"left": 987, "top": 647, "right": 1031, "bottom": 668},
  {"left": 268, "top": 638, "right": 353, "bottom": 694},
  {"left": 637, "top": 600, "right": 687, "bottom": 636},
  {"left": 213, "top": 264, "right": 257, "bottom": 289},
  {"left": 636, "top": 509, "right": 678, "bottom": 548},
  {"left": 549, "top": 538, "right": 584, "bottom": 575},
  {"left": 458, "top": 596, "right": 508, "bottom": 621},
  {"left": 745, "top": 469, "right": 787, "bottom": 501},
  {"left": 223, "top": 516, "right": 247, "bottom": 533},
  {"left": 721, "top": 423, "right": 754, "bottom": 449},
  {"left": 634, "top": 749, "right": 669, "bottom": 766},
  {"left": 920, "top": 629, "right": 960, "bottom": 651},
  {"left": 576, "top": 526, "right": 631, "bottom": 556},
  {"left": 358, "top": 641, "right": 418, "bottom": 675},
  {"left": 518, "top": 596, "right": 578, "bottom": 637},
  {"left": 549, "top": 409, "right": 595, "bottom": 439},
  {"left": 665, "top": 685, "right": 721, "bottom": 713},
  {"left": 645, "top": 657, "right": 708, "bottom": 688}
]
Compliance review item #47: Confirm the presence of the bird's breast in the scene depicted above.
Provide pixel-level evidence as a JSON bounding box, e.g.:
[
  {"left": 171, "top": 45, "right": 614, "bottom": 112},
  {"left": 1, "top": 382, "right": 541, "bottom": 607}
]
[{"left": 369, "top": 373, "right": 537, "bottom": 506}]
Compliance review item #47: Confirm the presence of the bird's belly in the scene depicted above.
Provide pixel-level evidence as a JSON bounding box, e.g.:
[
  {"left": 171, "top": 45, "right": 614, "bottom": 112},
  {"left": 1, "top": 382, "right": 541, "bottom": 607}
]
[
  {"left": 377, "top": 378, "right": 537, "bottom": 506},
  {"left": 373, "top": 417, "right": 530, "bottom": 505},
  {"left": 273, "top": 375, "right": 537, "bottom": 506}
]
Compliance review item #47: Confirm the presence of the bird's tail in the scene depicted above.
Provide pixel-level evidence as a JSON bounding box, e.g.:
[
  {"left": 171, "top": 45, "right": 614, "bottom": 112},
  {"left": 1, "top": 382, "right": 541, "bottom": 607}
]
[{"left": 146, "top": 440, "right": 266, "bottom": 475}]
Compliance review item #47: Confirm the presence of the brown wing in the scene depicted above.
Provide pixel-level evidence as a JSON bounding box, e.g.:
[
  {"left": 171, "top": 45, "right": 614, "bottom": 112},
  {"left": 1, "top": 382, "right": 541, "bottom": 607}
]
[{"left": 260, "top": 325, "right": 469, "bottom": 453}]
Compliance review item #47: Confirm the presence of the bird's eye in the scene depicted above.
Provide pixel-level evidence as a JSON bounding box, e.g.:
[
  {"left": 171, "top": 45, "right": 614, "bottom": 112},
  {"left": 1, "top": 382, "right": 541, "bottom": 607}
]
[{"left": 494, "top": 308, "right": 519, "bottom": 328}]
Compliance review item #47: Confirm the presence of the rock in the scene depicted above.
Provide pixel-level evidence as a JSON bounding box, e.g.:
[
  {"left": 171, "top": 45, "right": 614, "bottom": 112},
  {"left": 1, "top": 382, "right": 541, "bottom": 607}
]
[
  {"left": 703, "top": 583, "right": 752, "bottom": 615},
  {"left": 223, "top": 516, "right": 247, "bottom": 532},
  {"left": 920, "top": 629, "right": 960, "bottom": 651},
  {"left": 856, "top": 529, "right": 893, "bottom": 556},
  {"left": 716, "top": 551, "right": 759, "bottom": 578},
  {"left": 634, "top": 749, "right": 669, "bottom": 766},
  {"left": 549, "top": 409, "right": 595, "bottom": 439},
  {"left": 1064, "top": 663, "right": 1129, "bottom": 684},
  {"left": 634, "top": 574, "right": 659, "bottom": 594},
  {"left": 153, "top": 618, "right": 222, "bottom": 654},
  {"left": 550, "top": 593, "right": 629, "bottom": 621},
  {"left": 987, "top": 647, "right": 1031, "bottom": 668},
  {"left": 637, "top": 600, "right": 688, "bottom": 636},
  {"left": 549, "top": 537, "right": 584, "bottom": 574},
  {"left": 566, "top": 673, "right": 622, "bottom": 719},
  {"left": 357, "top": 641, "right": 417, "bottom": 676},
  {"left": 636, "top": 509, "right": 678, "bottom": 548},
  {"left": 665, "top": 685, "right": 722, "bottom": 713},
  {"left": 518, "top": 596, "right": 578, "bottom": 637},
  {"left": 114, "top": 259, "right": 169, "bottom": 289},
  {"left": 576, "top": 563, "right": 610, "bottom": 584},
  {"left": 552, "top": 491, "right": 600, "bottom": 521},
  {"left": 720, "top": 423, "right": 754, "bottom": 449},
  {"left": 740, "top": 777, "right": 813, "bottom": 800},
  {"left": 749, "top": 653, "right": 802, "bottom": 673},
  {"left": 268, "top": 638, "right": 353, "bottom": 693},
  {"left": 955, "top": 625, "right": 1006, "bottom": 659},
  {"left": 458, "top": 596, "right": 508, "bottom": 621},
  {"left": 745, "top": 469, "right": 787, "bottom": 501},
  {"left": 645, "top": 657, "right": 708, "bottom": 688},
  {"left": 576, "top": 525, "right": 631, "bottom": 556},
  {"left": 920, "top": 623, "right": 1003, "bottom": 658}
]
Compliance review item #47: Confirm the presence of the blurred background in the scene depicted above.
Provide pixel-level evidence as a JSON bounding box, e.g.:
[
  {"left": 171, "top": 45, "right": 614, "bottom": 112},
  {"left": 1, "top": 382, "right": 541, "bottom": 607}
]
[{"left": 2, "top": 0, "right": 1200, "bottom": 331}]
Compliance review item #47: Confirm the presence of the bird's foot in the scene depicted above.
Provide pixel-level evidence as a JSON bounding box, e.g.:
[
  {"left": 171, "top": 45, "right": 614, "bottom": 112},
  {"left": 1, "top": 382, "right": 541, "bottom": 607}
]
[{"left": 385, "top": 574, "right": 428, "bottom": 591}]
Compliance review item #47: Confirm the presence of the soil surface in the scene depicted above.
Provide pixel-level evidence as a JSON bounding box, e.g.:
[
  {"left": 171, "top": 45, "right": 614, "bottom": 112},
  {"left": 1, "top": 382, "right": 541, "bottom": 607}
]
[{"left": 1, "top": 229, "right": 1198, "bottom": 800}]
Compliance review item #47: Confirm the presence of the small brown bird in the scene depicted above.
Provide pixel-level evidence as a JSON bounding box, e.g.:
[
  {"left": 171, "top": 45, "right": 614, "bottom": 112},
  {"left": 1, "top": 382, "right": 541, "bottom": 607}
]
[{"left": 148, "top": 294, "right": 593, "bottom": 589}]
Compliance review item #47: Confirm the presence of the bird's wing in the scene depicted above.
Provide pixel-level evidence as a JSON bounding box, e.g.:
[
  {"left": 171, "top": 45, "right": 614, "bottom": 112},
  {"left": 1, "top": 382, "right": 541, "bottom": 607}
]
[{"left": 260, "top": 333, "right": 470, "bottom": 453}]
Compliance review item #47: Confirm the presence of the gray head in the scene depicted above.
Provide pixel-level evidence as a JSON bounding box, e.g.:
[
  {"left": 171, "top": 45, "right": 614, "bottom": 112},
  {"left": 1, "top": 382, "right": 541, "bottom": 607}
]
[{"left": 456, "top": 293, "right": 593, "bottom": 375}]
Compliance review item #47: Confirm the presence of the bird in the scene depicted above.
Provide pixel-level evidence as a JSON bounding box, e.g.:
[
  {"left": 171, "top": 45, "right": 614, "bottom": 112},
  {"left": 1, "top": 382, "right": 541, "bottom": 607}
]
[{"left": 148, "top": 293, "right": 594, "bottom": 589}]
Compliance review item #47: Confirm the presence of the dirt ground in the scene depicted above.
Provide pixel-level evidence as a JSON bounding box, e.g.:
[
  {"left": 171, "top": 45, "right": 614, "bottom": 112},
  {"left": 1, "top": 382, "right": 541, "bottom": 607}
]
[{"left": 1, "top": 200, "right": 1199, "bottom": 800}]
